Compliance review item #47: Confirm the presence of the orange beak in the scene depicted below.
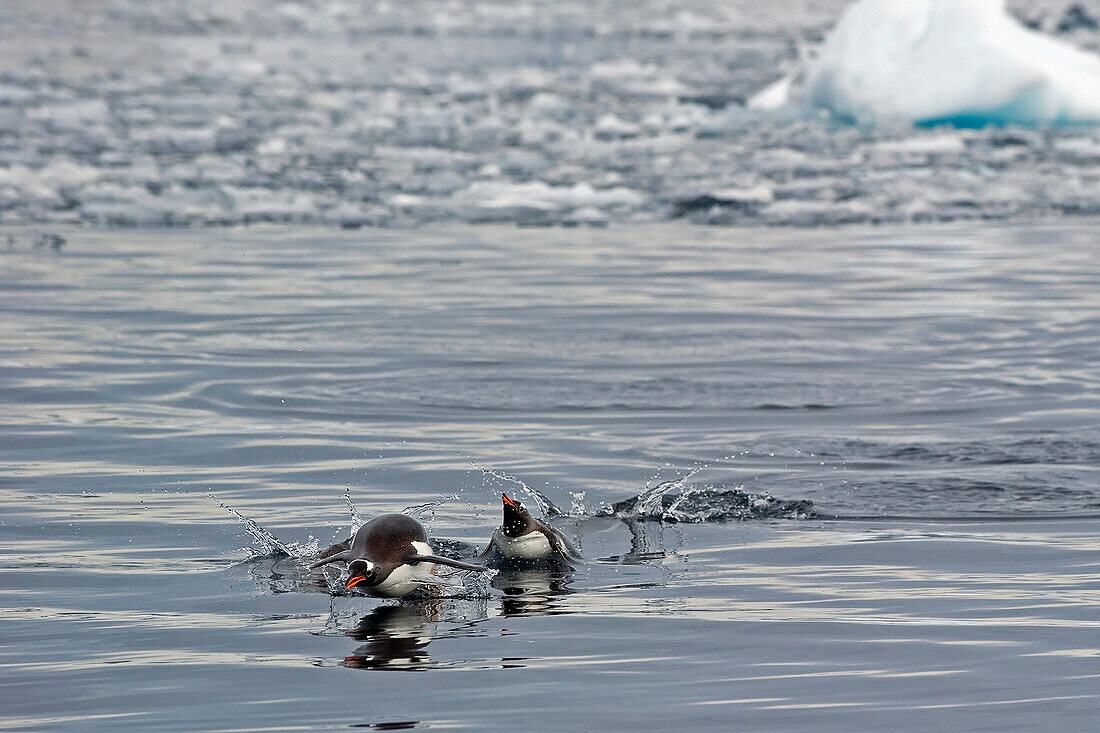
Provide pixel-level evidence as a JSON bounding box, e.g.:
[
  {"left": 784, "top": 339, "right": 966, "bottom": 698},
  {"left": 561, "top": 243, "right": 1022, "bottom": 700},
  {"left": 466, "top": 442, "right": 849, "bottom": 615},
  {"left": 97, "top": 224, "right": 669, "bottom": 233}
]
[
  {"left": 502, "top": 493, "right": 518, "bottom": 508},
  {"left": 345, "top": 575, "right": 367, "bottom": 590}
]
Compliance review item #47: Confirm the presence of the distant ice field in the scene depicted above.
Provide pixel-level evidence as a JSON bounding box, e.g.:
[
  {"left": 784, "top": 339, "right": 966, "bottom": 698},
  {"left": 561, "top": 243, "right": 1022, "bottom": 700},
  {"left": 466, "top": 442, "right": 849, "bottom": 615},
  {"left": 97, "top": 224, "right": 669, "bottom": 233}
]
[{"left": 2, "top": 0, "right": 1100, "bottom": 227}]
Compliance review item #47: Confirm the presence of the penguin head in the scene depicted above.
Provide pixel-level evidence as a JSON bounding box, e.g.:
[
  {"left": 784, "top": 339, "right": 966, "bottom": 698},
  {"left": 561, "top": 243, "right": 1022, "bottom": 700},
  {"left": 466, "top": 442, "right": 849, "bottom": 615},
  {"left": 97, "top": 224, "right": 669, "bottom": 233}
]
[
  {"left": 501, "top": 493, "right": 536, "bottom": 537},
  {"left": 345, "top": 559, "right": 378, "bottom": 590}
]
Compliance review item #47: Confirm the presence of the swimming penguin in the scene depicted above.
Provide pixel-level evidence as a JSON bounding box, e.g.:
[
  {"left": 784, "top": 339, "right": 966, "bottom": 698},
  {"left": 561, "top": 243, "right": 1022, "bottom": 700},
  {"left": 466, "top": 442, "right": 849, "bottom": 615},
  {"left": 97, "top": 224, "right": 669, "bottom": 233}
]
[
  {"left": 312, "top": 513, "right": 487, "bottom": 598},
  {"left": 482, "top": 493, "right": 580, "bottom": 565}
]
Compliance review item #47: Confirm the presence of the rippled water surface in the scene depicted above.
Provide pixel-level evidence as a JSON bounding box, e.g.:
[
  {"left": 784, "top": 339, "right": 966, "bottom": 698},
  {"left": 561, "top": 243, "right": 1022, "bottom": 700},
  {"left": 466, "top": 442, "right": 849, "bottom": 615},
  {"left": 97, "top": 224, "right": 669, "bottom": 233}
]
[{"left": 2, "top": 222, "right": 1100, "bottom": 730}]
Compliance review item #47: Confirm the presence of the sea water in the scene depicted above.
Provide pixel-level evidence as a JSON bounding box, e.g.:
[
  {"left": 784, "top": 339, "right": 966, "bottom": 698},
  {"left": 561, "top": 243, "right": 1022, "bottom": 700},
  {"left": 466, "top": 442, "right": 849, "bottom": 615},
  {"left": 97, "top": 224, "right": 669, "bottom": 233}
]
[{"left": 2, "top": 223, "right": 1099, "bottom": 730}]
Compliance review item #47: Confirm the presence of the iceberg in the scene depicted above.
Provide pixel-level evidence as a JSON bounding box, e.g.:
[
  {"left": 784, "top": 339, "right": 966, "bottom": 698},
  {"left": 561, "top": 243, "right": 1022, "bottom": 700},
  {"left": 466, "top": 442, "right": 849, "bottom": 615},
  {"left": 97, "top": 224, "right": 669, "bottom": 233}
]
[{"left": 750, "top": 0, "right": 1100, "bottom": 127}]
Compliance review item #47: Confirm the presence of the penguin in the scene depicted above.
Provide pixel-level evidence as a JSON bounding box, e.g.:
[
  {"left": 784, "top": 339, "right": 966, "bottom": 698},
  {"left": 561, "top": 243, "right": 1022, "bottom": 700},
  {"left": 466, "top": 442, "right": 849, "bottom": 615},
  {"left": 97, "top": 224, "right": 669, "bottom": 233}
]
[
  {"left": 312, "top": 513, "right": 487, "bottom": 598},
  {"left": 482, "top": 493, "right": 580, "bottom": 564}
]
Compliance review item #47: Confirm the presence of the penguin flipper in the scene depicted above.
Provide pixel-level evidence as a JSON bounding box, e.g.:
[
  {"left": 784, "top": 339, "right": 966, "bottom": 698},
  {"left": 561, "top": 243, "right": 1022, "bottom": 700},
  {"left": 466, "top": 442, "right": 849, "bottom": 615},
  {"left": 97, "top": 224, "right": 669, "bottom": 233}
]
[
  {"left": 538, "top": 520, "right": 583, "bottom": 560},
  {"left": 554, "top": 532, "right": 583, "bottom": 560},
  {"left": 310, "top": 548, "right": 351, "bottom": 569},
  {"left": 407, "top": 554, "right": 488, "bottom": 573}
]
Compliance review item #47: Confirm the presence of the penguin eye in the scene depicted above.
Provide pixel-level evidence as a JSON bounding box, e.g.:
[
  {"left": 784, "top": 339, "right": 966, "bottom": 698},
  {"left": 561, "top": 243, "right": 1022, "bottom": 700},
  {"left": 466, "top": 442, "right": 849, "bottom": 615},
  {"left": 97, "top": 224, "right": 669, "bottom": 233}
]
[{"left": 349, "top": 560, "right": 374, "bottom": 578}]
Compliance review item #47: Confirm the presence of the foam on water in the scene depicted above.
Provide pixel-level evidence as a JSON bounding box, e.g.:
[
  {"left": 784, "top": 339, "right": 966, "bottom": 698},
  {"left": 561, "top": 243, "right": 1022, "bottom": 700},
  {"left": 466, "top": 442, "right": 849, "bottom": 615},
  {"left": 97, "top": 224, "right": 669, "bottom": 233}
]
[{"left": 754, "top": 0, "right": 1100, "bottom": 127}]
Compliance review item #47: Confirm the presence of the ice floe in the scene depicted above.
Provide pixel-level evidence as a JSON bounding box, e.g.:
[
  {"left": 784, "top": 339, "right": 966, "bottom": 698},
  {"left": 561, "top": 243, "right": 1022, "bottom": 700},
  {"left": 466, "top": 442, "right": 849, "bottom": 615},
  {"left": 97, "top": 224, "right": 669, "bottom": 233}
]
[{"left": 753, "top": 0, "right": 1100, "bottom": 127}]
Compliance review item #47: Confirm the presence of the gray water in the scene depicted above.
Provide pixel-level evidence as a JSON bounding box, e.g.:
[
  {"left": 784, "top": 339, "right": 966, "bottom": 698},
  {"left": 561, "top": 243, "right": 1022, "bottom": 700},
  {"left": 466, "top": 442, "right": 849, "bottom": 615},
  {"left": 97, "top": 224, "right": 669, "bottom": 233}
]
[{"left": 3, "top": 222, "right": 1100, "bottom": 730}]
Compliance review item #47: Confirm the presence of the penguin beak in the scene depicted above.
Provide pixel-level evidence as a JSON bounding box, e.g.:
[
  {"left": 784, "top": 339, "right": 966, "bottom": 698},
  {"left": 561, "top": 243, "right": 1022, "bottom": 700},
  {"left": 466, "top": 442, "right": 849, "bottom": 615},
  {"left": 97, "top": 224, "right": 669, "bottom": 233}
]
[
  {"left": 502, "top": 493, "right": 518, "bottom": 508},
  {"left": 345, "top": 575, "right": 367, "bottom": 590}
]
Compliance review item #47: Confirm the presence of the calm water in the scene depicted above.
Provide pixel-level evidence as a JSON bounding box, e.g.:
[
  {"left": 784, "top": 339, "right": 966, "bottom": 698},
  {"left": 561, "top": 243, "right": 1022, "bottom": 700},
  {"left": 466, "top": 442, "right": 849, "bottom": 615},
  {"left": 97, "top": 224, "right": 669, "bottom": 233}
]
[{"left": 2, "top": 222, "right": 1100, "bottom": 730}]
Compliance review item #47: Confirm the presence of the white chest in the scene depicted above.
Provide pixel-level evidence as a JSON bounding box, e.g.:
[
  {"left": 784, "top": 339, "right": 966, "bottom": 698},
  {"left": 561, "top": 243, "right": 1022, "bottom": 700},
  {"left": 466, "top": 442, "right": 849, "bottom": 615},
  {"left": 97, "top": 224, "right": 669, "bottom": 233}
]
[
  {"left": 492, "top": 529, "right": 552, "bottom": 559},
  {"left": 369, "top": 541, "right": 437, "bottom": 598}
]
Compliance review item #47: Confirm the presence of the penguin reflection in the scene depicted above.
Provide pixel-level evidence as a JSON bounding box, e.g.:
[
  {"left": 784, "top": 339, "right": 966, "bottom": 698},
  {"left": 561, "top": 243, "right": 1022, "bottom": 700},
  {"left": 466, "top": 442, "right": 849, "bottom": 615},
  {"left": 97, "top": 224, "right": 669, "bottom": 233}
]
[
  {"left": 342, "top": 604, "right": 438, "bottom": 671},
  {"left": 492, "top": 567, "right": 574, "bottom": 617}
]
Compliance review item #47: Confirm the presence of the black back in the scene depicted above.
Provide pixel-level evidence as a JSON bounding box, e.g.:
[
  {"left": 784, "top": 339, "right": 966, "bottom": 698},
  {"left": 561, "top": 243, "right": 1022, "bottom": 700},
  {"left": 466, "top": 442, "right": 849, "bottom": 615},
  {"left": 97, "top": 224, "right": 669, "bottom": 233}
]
[{"left": 348, "top": 513, "right": 428, "bottom": 566}]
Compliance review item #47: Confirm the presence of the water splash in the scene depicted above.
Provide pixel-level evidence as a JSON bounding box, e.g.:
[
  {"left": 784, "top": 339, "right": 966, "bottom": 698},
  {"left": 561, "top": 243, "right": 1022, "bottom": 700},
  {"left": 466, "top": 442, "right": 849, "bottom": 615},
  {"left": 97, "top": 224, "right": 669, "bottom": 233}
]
[
  {"left": 404, "top": 494, "right": 460, "bottom": 529},
  {"left": 215, "top": 497, "right": 297, "bottom": 557},
  {"left": 428, "top": 565, "right": 497, "bottom": 600},
  {"left": 599, "top": 481, "right": 819, "bottom": 523},
  {"left": 344, "top": 486, "right": 364, "bottom": 530},
  {"left": 237, "top": 552, "right": 334, "bottom": 595},
  {"left": 473, "top": 464, "right": 564, "bottom": 517},
  {"left": 633, "top": 466, "right": 707, "bottom": 519},
  {"left": 432, "top": 537, "right": 487, "bottom": 561},
  {"left": 215, "top": 496, "right": 323, "bottom": 560},
  {"left": 312, "top": 562, "right": 349, "bottom": 595}
]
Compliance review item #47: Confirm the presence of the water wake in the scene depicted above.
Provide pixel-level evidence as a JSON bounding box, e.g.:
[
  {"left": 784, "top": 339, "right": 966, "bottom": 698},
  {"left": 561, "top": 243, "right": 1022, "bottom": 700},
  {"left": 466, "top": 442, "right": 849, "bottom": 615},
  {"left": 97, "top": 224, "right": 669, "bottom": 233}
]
[
  {"left": 597, "top": 479, "right": 820, "bottom": 523},
  {"left": 470, "top": 458, "right": 819, "bottom": 524}
]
